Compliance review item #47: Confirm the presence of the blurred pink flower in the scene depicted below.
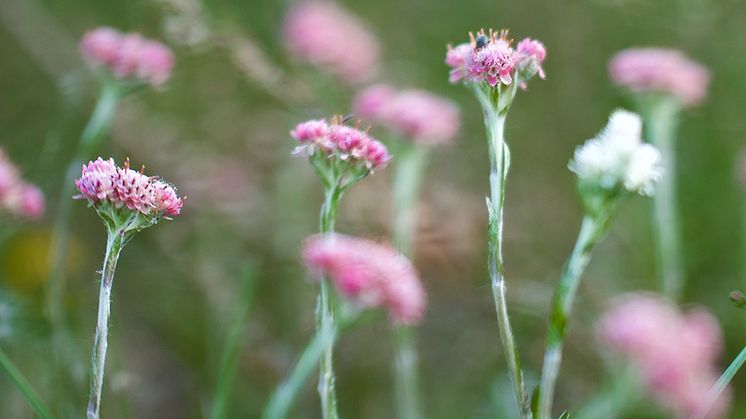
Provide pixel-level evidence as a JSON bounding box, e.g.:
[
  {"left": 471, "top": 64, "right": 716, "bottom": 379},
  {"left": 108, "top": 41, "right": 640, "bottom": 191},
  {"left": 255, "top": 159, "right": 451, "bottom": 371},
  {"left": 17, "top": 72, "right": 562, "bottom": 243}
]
[
  {"left": 283, "top": 1, "right": 380, "bottom": 84},
  {"left": 76, "top": 157, "right": 183, "bottom": 217},
  {"left": 0, "top": 148, "right": 45, "bottom": 220},
  {"left": 80, "top": 27, "right": 175, "bottom": 86},
  {"left": 609, "top": 48, "right": 710, "bottom": 106},
  {"left": 302, "top": 233, "right": 426, "bottom": 325},
  {"left": 598, "top": 293, "right": 729, "bottom": 418},
  {"left": 16, "top": 185, "right": 45, "bottom": 219},
  {"left": 353, "top": 86, "right": 460, "bottom": 145}
]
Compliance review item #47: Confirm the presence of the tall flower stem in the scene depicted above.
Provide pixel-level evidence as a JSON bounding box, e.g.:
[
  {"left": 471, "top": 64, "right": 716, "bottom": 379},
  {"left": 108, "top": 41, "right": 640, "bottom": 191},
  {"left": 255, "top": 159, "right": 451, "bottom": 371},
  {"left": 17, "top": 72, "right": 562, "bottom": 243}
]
[
  {"left": 47, "top": 81, "right": 122, "bottom": 385},
  {"left": 317, "top": 183, "right": 342, "bottom": 419},
  {"left": 87, "top": 227, "right": 126, "bottom": 419},
  {"left": 642, "top": 97, "right": 683, "bottom": 300},
  {"left": 538, "top": 213, "right": 610, "bottom": 419},
  {"left": 391, "top": 143, "right": 427, "bottom": 419},
  {"left": 693, "top": 344, "right": 746, "bottom": 419},
  {"left": 0, "top": 346, "right": 57, "bottom": 419}
]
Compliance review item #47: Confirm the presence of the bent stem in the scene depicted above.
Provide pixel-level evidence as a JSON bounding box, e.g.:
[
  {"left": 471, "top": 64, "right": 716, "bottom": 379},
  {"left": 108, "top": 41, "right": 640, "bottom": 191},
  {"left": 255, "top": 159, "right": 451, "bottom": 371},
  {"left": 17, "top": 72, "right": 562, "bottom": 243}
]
[
  {"left": 693, "top": 344, "right": 746, "bottom": 419},
  {"left": 642, "top": 97, "right": 683, "bottom": 300},
  {"left": 538, "top": 214, "right": 609, "bottom": 419},
  {"left": 86, "top": 227, "right": 126, "bottom": 419},
  {"left": 0, "top": 346, "right": 57, "bottom": 419}
]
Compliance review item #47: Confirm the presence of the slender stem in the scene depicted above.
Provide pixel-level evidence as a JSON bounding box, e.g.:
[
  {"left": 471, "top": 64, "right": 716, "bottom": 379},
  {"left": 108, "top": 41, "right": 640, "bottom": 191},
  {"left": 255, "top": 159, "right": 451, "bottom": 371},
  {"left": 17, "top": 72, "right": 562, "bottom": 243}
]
[
  {"left": 538, "top": 215, "right": 605, "bottom": 419},
  {"left": 262, "top": 320, "right": 338, "bottom": 419},
  {"left": 574, "top": 364, "right": 641, "bottom": 419},
  {"left": 209, "top": 263, "right": 258, "bottom": 419},
  {"left": 0, "top": 346, "right": 57, "bottom": 419},
  {"left": 692, "top": 345, "right": 746, "bottom": 419},
  {"left": 643, "top": 98, "right": 683, "bottom": 300},
  {"left": 87, "top": 228, "right": 125, "bottom": 419},
  {"left": 483, "top": 109, "right": 531, "bottom": 418},
  {"left": 391, "top": 143, "right": 427, "bottom": 419},
  {"left": 317, "top": 184, "right": 342, "bottom": 419}
]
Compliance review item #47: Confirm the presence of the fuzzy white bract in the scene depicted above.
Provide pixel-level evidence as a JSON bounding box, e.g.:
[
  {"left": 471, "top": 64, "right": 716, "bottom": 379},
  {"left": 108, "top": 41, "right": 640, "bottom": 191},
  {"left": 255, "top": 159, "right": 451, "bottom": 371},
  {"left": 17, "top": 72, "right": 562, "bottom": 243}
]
[{"left": 569, "top": 109, "right": 662, "bottom": 195}]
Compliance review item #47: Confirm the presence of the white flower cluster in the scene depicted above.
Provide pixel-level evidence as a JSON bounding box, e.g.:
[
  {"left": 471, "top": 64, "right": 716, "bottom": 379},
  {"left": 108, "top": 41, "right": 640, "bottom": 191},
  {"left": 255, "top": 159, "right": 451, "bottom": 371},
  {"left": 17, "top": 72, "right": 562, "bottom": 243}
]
[{"left": 569, "top": 109, "right": 663, "bottom": 196}]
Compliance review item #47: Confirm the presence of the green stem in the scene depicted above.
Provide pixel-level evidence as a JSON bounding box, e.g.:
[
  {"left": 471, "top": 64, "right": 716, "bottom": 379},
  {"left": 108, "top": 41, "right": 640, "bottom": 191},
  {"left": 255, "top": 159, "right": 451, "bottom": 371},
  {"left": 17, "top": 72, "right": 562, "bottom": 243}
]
[
  {"left": 538, "top": 215, "right": 607, "bottom": 419},
  {"left": 692, "top": 345, "right": 746, "bottom": 419},
  {"left": 317, "top": 184, "right": 343, "bottom": 419},
  {"left": 87, "top": 228, "right": 125, "bottom": 419},
  {"left": 643, "top": 98, "right": 684, "bottom": 300},
  {"left": 209, "top": 263, "right": 258, "bottom": 419},
  {"left": 393, "top": 326, "right": 422, "bottom": 419},
  {"left": 0, "top": 346, "right": 57, "bottom": 419}
]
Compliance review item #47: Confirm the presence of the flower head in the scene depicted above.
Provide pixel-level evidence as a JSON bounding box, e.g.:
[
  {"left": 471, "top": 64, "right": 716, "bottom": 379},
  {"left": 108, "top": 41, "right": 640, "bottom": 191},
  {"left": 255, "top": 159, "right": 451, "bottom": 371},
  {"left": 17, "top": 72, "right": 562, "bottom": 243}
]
[
  {"left": 516, "top": 37, "right": 547, "bottom": 80},
  {"left": 302, "top": 233, "right": 426, "bottom": 325},
  {"left": 80, "top": 27, "right": 175, "bottom": 86},
  {"left": 0, "top": 148, "right": 45, "bottom": 220},
  {"left": 598, "top": 293, "right": 729, "bottom": 418},
  {"left": 569, "top": 109, "right": 663, "bottom": 196},
  {"left": 353, "top": 86, "right": 460, "bottom": 145},
  {"left": 609, "top": 48, "right": 710, "bottom": 106},
  {"left": 75, "top": 157, "right": 182, "bottom": 230},
  {"left": 283, "top": 1, "right": 379, "bottom": 84}
]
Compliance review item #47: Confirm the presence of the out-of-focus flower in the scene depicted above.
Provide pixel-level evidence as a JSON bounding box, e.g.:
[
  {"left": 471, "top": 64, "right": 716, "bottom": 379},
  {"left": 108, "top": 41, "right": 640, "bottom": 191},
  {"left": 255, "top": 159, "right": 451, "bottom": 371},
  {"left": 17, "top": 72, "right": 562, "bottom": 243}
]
[
  {"left": 0, "top": 148, "right": 45, "bottom": 220},
  {"left": 353, "top": 86, "right": 460, "bottom": 145},
  {"left": 598, "top": 293, "right": 729, "bottom": 418},
  {"left": 569, "top": 109, "right": 663, "bottom": 196},
  {"left": 609, "top": 48, "right": 710, "bottom": 106},
  {"left": 75, "top": 157, "right": 182, "bottom": 226},
  {"left": 283, "top": 1, "right": 379, "bottom": 84},
  {"left": 446, "top": 29, "right": 546, "bottom": 89},
  {"left": 80, "top": 27, "right": 175, "bottom": 86},
  {"left": 302, "top": 233, "right": 426, "bottom": 325}
]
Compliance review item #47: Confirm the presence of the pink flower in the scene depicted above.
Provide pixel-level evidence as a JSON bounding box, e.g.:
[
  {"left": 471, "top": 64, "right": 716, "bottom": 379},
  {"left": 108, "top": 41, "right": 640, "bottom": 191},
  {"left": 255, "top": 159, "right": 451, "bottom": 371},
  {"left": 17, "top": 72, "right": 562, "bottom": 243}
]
[
  {"left": 302, "top": 233, "right": 426, "bottom": 325},
  {"left": 17, "top": 185, "right": 45, "bottom": 219},
  {"left": 80, "top": 27, "right": 174, "bottom": 86},
  {"left": 598, "top": 293, "right": 729, "bottom": 418},
  {"left": 469, "top": 37, "right": 517, "bottom": 86},
  {"left": 283, "top": 1, "right": 379, "bottom": 84},
  {"left": 609, "top": 48, "right": 710, "bottom": 106},
  {"left": 0, "top": 148, "right": 45, "bottom": 220},
  {"left": 516, "top": 38, "right": 547, "bottom": 80},
  {"left": 353, "top": 87, "right": 461, "bottom": 145},
  {"left": 75, "top": 157, "right": 183, "bottom": 218},
  {"left": 445, "top": 43, "right": 472, "bottom": 84}
]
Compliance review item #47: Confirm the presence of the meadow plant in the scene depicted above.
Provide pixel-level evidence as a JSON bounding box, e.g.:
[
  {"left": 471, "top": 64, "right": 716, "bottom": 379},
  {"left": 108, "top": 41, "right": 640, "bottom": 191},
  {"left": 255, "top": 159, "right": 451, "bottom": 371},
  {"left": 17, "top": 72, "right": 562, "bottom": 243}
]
[
  {"left": 75, "top": 157, "right": 182, "bottom": 419},
  {"left": 537, "top": 109, "right": 662, "bottom": 418},
  {"left": 0, "top": 148, "right": 44, "bottom": 220},
  {"left": 609, "top": 48, "right": 709, "bottom": 300},
  {"left": 446, "top": 28, "right": 546, "bottom": 417}
]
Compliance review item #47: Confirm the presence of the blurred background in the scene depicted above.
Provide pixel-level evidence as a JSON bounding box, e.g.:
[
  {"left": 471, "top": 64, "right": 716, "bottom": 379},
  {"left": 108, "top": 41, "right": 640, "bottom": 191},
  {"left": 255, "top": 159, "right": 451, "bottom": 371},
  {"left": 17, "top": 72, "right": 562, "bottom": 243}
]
[{"left": 1, "top": 0, "right": 746, "bottom": 417}]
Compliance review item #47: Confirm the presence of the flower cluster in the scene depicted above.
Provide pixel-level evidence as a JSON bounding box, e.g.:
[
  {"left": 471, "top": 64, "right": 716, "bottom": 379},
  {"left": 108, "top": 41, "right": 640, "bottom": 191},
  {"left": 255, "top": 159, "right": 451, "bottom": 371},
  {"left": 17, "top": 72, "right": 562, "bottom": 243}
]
[
  {"left": 302, "top": 233, "right": 426, "bottom": 325},
  {"left": 353, "top": 85, "right": 460, "bottom": 145},
  {"left": 598, "top": 293, "right": 728, "bottom": 418},
  {"left": 570, "top": 109, "right": 663, "bottom": 196},
  {"left": 0, "top": 148, "right": 44, "bottom": 220},
  {"left": 446, "top": 29, "right": 546, "bottom": 87},
  {"left": 609, "top": 48, "right": 710, "bottom": 107},
  {"left": 283, "top": 1, "right": 379, "bottom": 84},
  {"left": 75, "top": 157, "right": 182, "bottom": 223},
  {"left": 80, "top": 27, "right": 175, "bottom": 86}
]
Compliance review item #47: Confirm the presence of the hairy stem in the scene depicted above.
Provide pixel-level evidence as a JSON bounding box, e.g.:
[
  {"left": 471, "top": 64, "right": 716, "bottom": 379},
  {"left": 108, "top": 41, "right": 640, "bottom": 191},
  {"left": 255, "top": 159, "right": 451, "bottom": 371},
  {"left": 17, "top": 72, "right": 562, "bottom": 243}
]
[
  {"left": 0, "top": 346, "right": 56, "bottom": 419},
  {"left": 693, "top": 345, "right": 746, "bottom": 419},
  {"left": 86, "top": 228, "right": 125, "bottom": 419}
]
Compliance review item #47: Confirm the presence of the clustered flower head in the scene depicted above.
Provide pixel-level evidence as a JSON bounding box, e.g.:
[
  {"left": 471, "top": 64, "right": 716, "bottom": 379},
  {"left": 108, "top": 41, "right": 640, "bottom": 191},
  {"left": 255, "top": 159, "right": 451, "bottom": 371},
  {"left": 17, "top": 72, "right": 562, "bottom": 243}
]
[
  {"left": 570, "top": 109, "right": 663, "bottom": 197},
  {"left": 283, "top": 1, "right": 380, "bottom": 84},
  {"left": 80, "top": 27, "right": 175, "bottom": 86},
  {"left": 446, "top": 29, "right": 546, "bottom": 88},
  {"left": 0, "top": 148, "right": 44, "bottom": 220},
  {"left": 598, "top": 293, "right": 729, "bottom": 418},
  {"left": 75, "top": 157, "right": 182, "bottom": 230},
  {"left": 609, "top": 48, "right": 710, "bottom": 107},
  {"left": 302, "top": 233, "right": 426, "bottom": 325},
  {"left": 353, "top": 85, "right": 460, "bottom": 145}
]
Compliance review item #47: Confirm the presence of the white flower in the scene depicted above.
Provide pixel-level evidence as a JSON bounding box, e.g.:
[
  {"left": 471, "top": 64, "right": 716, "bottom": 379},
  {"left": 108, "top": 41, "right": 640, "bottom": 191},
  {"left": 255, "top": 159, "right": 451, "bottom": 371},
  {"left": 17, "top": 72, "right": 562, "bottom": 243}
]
[{"left": 624, "top": 143, "right": 663, "bottom": 195}]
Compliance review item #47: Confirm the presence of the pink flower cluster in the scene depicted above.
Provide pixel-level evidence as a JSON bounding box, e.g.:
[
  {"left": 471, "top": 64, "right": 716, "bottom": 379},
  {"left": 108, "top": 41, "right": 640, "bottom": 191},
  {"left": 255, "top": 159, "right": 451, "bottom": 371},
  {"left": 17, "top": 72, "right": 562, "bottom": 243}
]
[
  {"left": 291, "top": 117, "right": 390, "bottom": 169},
  {"left": 283, "top": 1, "right": 380, "bottom": 84},
  {"left": 302, "top": 233, "right": 426, "bottom": 325},
  {"left": 446, "top": 29, "right": 546, "bottom": 87},
  {"left": 0, "top": 148, "right": 44, "bottom": 220},
  {"left": 353, "top": 85, "right": 460, "bottom": 145},
  {"left": 80, "top": 27, "right": 175, "bottom": 86},
  {"left": 609, "top": 48, "right": 710, "bottom": 106},
  {"left": 598, "top": 293, "right": 729, "bottom": 418},
  {"left": 75, "top": 157, "right": 182, "bottom": 217}
]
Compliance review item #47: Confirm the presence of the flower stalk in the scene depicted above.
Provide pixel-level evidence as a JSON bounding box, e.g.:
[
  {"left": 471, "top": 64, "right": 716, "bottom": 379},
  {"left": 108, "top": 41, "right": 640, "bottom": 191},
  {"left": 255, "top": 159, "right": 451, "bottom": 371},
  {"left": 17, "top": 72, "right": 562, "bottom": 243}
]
[
  {"left": 694, "top": 345, "right": 746, "bottom": 419},
  {"left": 0, "top": 346, "right": 57, "bottom": 419}
]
